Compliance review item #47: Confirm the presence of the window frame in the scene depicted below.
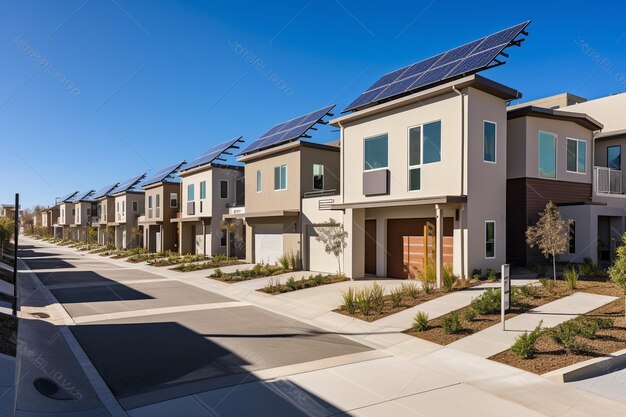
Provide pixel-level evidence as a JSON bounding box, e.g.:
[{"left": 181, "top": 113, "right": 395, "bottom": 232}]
[
  {"left": 156, "top": 193, "right": 160, "bottom": 208},
  {"left": 312, "top": 164, "right": 324, "bottom": 191},
  {"left": 148, "top": 195, "right": 153, "bottom": 209},
  {"left": 132, "top": 201, "right": 138, "bottom": 212},
  {"left": 608, "top": 145, "right": 621, "bottom": 170},
  {"left": 170, "top": 192, "right": 178, "bottom": 208},
  {"left": 538, "top": 131, "right": 557, "bottom": 179},
  {"left": 363, "top": 133, "right": 389, "bottom": 172},
  {"left": 566, "top": 138, "right": 586, "bottom": 174},
  {"left": 220, "top": 180, "right": 229, "bottom": 199},
  {"left": 406, "top": 120, "right": 442, "bottom": 192},
  {"left": 483, "top": 120, "right": 497, "bottom": 164},
  {"left": 256, "top": 170, "right": 262, "bottom": 193},
  {"left": 485, "top": 220, "right": 496, "bottom": 259},
  {"left": 199, "top": 181, "right": 206, "bottom": 200},
  {"left": 274, "top": 164, "right": 288, "bottom": 191},
  {"left": 187, "top": 184, "right": 195, "bottom": 202}
]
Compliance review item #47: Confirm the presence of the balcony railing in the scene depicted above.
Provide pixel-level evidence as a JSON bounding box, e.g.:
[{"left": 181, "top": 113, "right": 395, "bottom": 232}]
[{"left": 595, "top": 166, "right": 622, "bottom": 194}]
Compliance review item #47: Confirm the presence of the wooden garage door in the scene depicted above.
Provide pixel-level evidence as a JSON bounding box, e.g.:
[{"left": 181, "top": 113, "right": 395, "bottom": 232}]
[{"left": 387, "top": 218, "right": 453, "bottom": 279}]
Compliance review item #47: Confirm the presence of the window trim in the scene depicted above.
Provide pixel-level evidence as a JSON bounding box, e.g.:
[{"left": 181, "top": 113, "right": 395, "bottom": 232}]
[
  {"left": 256, "top": 170, "right": 262, "bottom": 193},
  {"left": 566, "top": 138, "right": 587, "bottom": 174},
  {"left": 485, "top": 220, "right": 496, "bottom": 259},
  {"left": 274, "top": 164, "right": 288, "bottom": 191},
  {"left": 363, "top": 133, "right": 389, "bottom": 172},
  {"left": 199, "top": 181, "right": 207, "bottom": 200},
  {"left": 406, "top": 120, "right": 442, "bottom": 192},
  {"left": 220, "top": 180, "right": 229, "bottom": 199},
  {"left": 187, "top": 184, "right": 195, "bottom": 202},
  {"left": 148, "top": 195, "right": 153, "bottom": 209},
  {"left": 483, "top": 120, "right": 497, "bottom": 164},
  {"left": 170, "top": 192, "right": 178, "bottom": 208},
  {"left": 607, "top": 145, "right": 621, "bottom": 170},
  {"left": 538, "top": 130, "right": 557, "bottom": 180},
  {"left": 312, "top": 164, "right": 324, "bottom": 191},
  {"left": 132, "top": 201, "right": 138, "bottom": 212}
]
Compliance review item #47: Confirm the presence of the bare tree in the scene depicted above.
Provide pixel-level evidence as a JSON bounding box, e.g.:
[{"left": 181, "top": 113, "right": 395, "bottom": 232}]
[
  {"left": 314, "top": 218, "right": 348, "bottom": 276},
  {"left": 526, "top": 201, "right": 572, "bottom": 281}
]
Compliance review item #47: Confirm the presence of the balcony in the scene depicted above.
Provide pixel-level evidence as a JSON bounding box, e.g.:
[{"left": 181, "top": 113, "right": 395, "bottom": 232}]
[{"left": 594, "top": 166, "right": 622, "bottom": 194}]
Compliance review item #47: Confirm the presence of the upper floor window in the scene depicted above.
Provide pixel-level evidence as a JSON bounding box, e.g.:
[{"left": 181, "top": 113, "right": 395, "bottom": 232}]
[
  {"left": 200, "top": 181, "right": 206, "bottom": 199},
  {"left": 170, "top": 193, "right": 178, "bottom": 208},
  {"left": 313, "top": 164, "right": 324, "bottom": 190},
  {"left": 256, "top": 170, "right": 262, "bottom": 192},
  {"left": 274, "top": 165, "right": 287, "bottom": 190},
  {"left": 187, "top": 184, "right": 195, "bottom": 201},
  {"left": 122, "top": 201, "right": 125, "bottom": 212},
  {"left": 132, "top": 201, "right": 138, "bottom": 212},
  {"left": 423, "top": 121, "right": 441, "bottom": 164},
  {"left": 87, "top": 208, "right": 91, "bottom": 216},
  {"left": 483, "top": 121, "right": 496, "bottom": 163},
  {"left": 148, "top": 195, "right": 153, "bottom": 209},
  {"left": 608, "top": 145, "right": 621, "bottom": 170},
  {"left": 220, "top": 180, "right": 228, "bottom": 198},
  {"left": 407, "top": 120, "right": 442, "bottom": 191},
  {"left": 485, "top": 221, "right": 495, "bottom": 259},
  {"left": 156, "top": 194, "right": 160, "bottom": 208},
  {"left": 71, "top": 208, "right": 75, "bottom": 216},
  {"left": 566, "top": 138, "right": 586, "bottom": 174},
  {"left": 539, "top": 131, "right": 557, "bottom": 179},
  {"left": 363, "top": 134, "right": 388, "bottom": 171}
]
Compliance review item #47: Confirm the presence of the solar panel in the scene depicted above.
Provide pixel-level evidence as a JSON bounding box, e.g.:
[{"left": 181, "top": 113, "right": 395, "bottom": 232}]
[
  {"left": 110, "top": 174, "right": 146, "bottom": 195},
  {"left": 239, "top": 105, "right": 335, "bottom": 155},
  {"left": 75, "top": 190, "right": 96, "bottom": 202},
  {"left": 60, "top": 191, "right": 79, "bottom": 203},
  {"left": 93, "top": 183, "right": 119, "bottom": 199},
  {"left": 344, "top": 21, "right": 530, "bottom": 112},
  {"left": 142, "top": 161, "right": 186, "bottom": 187},
  {"left": 182, "top": 137, "right": 244, "bottom": 172}
]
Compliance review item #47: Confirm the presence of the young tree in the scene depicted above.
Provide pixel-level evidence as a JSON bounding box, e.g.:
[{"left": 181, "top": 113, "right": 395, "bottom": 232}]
[
  {"left": 220, "top": 219, "right": 240, "bottom": 258},
  {"left": 526, "top": 201, "right": 572, "bottom": 281},
  {"left": 0, "top": 216, "right": 15, "bottom": 260},
  {"left": 608, "top": 232, "right": 626, "bottom": 321},
  {"left": 314, "top": 218, "right": 348, "bottom": 276},
  {"left": 87, "top": 227, "right": 98, "bottom": 245}
]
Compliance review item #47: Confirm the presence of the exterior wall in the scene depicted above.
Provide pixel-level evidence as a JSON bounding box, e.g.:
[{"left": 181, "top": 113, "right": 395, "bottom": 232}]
[
  {"left": 142, "top": 182, "right": 181, "bottom": 253},
  {"left": 563, "top": 92, "right": 626, "bottom": 132},
  {"left": 300, "top": 147, "right": 341, "bottom": 195},
  {"left": 506, "top": 118, "right": 527, "bottom": 179},
  {"left": 74, "top": 202, "right": 95, "bottom": 226},
  {"left": 181, "top": 169, "right": 213, "bottom": 218},
  {"left": 112, "top": 192, "right": 144, "bottom": 249},
  {"left": 211, "top": 167, "right": 242, "bottom": 256},
  {"left": 59, "top": 203, "right": 75, "bottom": 226},
  {"left": 508, "top": 93, "right": 586, "bottom": 111},
  {"left": 301, "top": 195, "right": 344, "bottom": 273}
]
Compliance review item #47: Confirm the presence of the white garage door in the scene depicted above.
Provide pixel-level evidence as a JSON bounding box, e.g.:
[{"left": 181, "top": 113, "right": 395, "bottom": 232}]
[
  {"left": 308, "top": 227, "right": 342, "bottom": 274},
  {"left": 254, "top": 224, "right": 283, "bottom": 265}
]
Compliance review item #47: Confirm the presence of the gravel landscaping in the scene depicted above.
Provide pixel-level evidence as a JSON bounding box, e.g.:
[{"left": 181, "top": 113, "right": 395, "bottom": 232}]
[
  {"left": 259, "top": 273, "right": 348, "bottom": 294},
  {"left": 210, "top": 263, "right": 294, "bottom": 283}
]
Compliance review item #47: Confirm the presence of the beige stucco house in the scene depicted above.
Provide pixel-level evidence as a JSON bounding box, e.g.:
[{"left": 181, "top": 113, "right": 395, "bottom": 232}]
[
  {"left": 53, "top": 191, "right": 79, "bottom": 240},
  {"left": 93, "top": 183, "right": 119, "bottom": 246},
  {"left": 71, "top": 190, "right": 97, "bottom": 242},
  {"left": 110, "top": 174, "right": 146, "bottom": 249}
]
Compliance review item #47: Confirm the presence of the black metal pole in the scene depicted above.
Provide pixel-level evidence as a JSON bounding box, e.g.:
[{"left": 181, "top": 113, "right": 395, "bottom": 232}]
[{"left": 12, "top": 193, "right": 19, "bottom": 316}]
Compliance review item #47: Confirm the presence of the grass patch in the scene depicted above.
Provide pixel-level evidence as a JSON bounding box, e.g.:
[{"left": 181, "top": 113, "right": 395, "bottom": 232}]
[{"left": 259, "top": 273, "right": 348, "bottom": 294}]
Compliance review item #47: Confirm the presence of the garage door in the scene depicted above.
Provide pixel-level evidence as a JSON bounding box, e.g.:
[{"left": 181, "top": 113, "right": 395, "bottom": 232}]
[
  {"left": 308, "top": 227, "right": 341, "bottom": 274},
  {"left": 254, "top": 224, "right": 284, "bottom": 265}
]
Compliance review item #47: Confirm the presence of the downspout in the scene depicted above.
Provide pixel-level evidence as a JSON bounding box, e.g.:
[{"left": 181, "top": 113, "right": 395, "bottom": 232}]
[{"left": 452, "top": 87, "right": 466, "bottom": 279}]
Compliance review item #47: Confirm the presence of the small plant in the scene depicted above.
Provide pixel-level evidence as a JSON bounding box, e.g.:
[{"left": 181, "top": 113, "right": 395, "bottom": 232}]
[
  {"left": 355, "top": 287, "right": 372, "bottom": 316},
  {"left": 577, "top": 318, "right": 599, "bottom": 339},
  {"left": 580, "top": 257, "right": 596, "bottom": 276},
  {"left": 212, "top": 253, "right": 227, "bottom": 263},
  {"left": 277, "top": 255, "right": 290, "bottom": 270},
  {"left": 486, "top": 268, "right": 498, "bottom": 282},
  {"left": 463, "top": 308, "right": 477, "bottom": 322},
  {"left": 470, "top": 289, "right": 501, "bottom": 315},
  {"left": 400, "top": 282, "right": 420, "bottom": 299},
  {"left": 211, "top": 268, "right": 223, "bottom": 278},
  {"left": 286, "top": 277, "right": 299, "bottom": 291},
  {"left": 539, "top": 278, "right": 555, "bottom": 293},
  {"left": 591, "top": 316, "right": 614, "bottom": 329},
  {"left": 311, "top": 273, "right": 324, "bottom": 286},
  {"left": 412, "top": 311, "right": 429, "bottom": 332},
  {"left": 442, "top": 264, "right": 457, "bottom": 292},
  {"left": 389, "top": 287, "right": 404, "bottom": 308},
  {"left": 418, "top": 262, "right": 436, "bottom": 294},
  {"left": 517, "top": 285, "right": 534, "bottom": 299},
  {"left": 370, "top": 282, "right": 385, "bottom": 313},
  {"left": 471, "top": 268, "right": 483, "bottom": 280},
  {"left": 549, "top": 321, "right": 586, "bottom": 354},
  {"left": 264, "top": 277, "right": 280, "bottom": 293},
  {"left": 341, "top": 287, "right": 356, "bottom": 314},
  {"left": 511, "top": 321, "right": 543, "bottom": 359},
  {"left": 563, "top": 265, "right": 579, "bottom": 290},
  {"left": 441, "top": 311, "right": 461, "bottom": 334},
  {"left": 531, "top": 263, "right": 548, "bottom": 278}
]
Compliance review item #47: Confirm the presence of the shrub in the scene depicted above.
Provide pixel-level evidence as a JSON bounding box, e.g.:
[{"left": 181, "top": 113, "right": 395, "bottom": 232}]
[
  {"left": 471, "top": 269, "right": 483, "bottom": 280},
  {"left": 486, "top": 268, "right": 498, "bottom": 282},
  {"left": 370, "top": 282, "right": 385, "bottom": 313},
  {"left": 511, "top": 321, "right": 543, "bottom": 359},
  {"left": 419, "top": 262, "right": 436, "bottom": 294},
  {"left": 517, "top": 285, "right": 534, "bottom": 299},
  {"left": 413, "top": 311, "right": 429, "bottom": 331},
  {"left": 580, "top": 257, "right": 595, "bottom": 276},
  {"left": 531, "top": 263, "right": 547, "bottom": 278},
  {"left": 389, "top": 287, "right": 404, "bottom": 308},
  {"left": 277, "top": 255, "right": 290, "bottom": 270},
  {"left": 211, "top": 268, "right": 223, "bottom": 278},
  {"left": 286, "top": 277, "right": 299, "bottom": 291},
  {"left": 463, "top": 308, "right": 477, "bottom": 322},
  {"left": 400, "top": 282, "right": 420, "bottom": 299},
  {"left": 563, "top": 265, "right": 579, "bottom": 290},
  {"left": 441, "top": 311, "right": 461, "bottom": 334},
  {"left": 311, "top": 273, "right": 324, "bottom": 286},
  {"left": 539, "top": 278, "right": 555, "bottom": 293},
  {"left": 264, "top": 277, "right": 280, "bottom": 293},
  {"left": 442, "top": 264, "right": 457, "bottom": 292},
  {"left": 592, "top": 317, "right": 614, "bottom": 329},
  {"left": 577, "top": 318, "right": 599, "bottom": 339},
  {"left": 212, "top": 253, "right": 227, "bottom": 263},
  {"left": 549, "top": 322, "right": 586, "bottom": 354},
  {"left": 355, "top": 287, "right": 372, "bottom": 316},
  {"left": 470, "top": 289, "right": 501, "bottom": 315},
  {"left": 341, "top": 287, "right": 356, "bottom": 314}
]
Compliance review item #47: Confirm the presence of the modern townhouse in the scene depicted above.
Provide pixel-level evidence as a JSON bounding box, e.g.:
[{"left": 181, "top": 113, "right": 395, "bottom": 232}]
[
  {"left": 0, "top": 204, "right": 15, "bottom": 218},
  {"left": 71, "top": 190, "right": 97, "bottom": 242},
  {"left": 43, "top": 206, "right": 59, "bottom": 236},
  {"left": 110, "top": 174, "right": 146, "bottom": 249},
  {"left": 53, "top": 191, "right": 79, "bottom": 239},
  {"left": 229, "top": 106, "right": 340, "bottom": 268},
  {"left": 173, "top": 138, "right": 245, "bottom": 257},
  {"left": 138, "top": 161, "right": 186, "bottom": 253},
  {"left": 93, "top": 183, "right": 120, "bottom": 246}
]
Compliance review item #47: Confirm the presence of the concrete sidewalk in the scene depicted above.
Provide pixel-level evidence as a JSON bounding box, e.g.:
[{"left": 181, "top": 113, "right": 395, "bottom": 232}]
[
  {"left": 0, "top": 353, "right": 16, "bottom": 417},
  {"left": 448, "top": 292, "right": 617, "bottom": 358}
]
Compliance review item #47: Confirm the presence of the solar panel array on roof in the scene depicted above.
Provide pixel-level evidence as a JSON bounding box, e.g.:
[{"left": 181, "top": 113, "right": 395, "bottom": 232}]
[
  {"left": 75, "top": 190, "right": 96, "bottom": 202},
  {"left": 110, "top": 174, "right": 146, "bottom": 195},
  {"left": 93, "top": 183, "right": 119, "bottom": 199},
  {"left": 142, "top": 161, "right": 186, "bottom": 187},
  {"left": 239, "top": 105, "right": 336, "bottom": 155},
  {"left": 182, "top": 137, "right": 244, "bottom": 172},
  {"left": 60, "top": 191, "right": 79, "bottom": 203},
  {"left": 344, "top": 21, "right": 530, "bottom": 112}
]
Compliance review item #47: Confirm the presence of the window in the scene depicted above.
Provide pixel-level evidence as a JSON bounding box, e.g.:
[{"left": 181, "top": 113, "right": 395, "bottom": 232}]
[
  {"left": 116, "top": 202, "right": 119, "bottom": 213},
  {"left": 539, "top": 131, "right": 557, "bottom": 179},
  {"left": 313, "top": 164, "right": 324, "bottom": 190},
  {"left": 566, "top": 139, "right": 586, "bottom": 173},
  {"left": 87, "top": 208, "right": 91, "bottom": 216},
  {"left": 122, "top": 201, "right": 125, "bottom": 212},
  {"left": 220, "top": 229, "right": 227, "bottom": 246},
  {"left": 132, "top": 201, "right": 138, "bottom": 212},
  {"left": 220, "top": 180, "right": 228, "bottom": 198},
  {"left": 569, "top": 221, "right": 576, "bottom": 254},
  {"left": 148, "top": 195, "right": 153, "bottom": 209},
  {"left": 187, "top": 184, "right": 195, "bottom": 201},
  {"left": 198, "top": 181, "right": 205, "bottom": 199},
  {"left": 170, "top": 193, "right": 178, "bottom": 208},
  {"left": 363, "top": 134, "right": 388, "bottom": 170},
  {"left": 156, "top": 194, "right": 160, "bottom": 208},
  {"left": 407, "top": 121, "right": 442, "bottom": 191},
  {"left": 485, "top": 221, "right": 495, "bottom": 258},
  {"left": 274, "top": 165, "right": 287, "bottom": 190},
  {"left": 483, "top": 121, "right": 496, "bottom": 163},
  {"left": 71, "top": 208, "right": 75, "bottom": 216},
  {"left": 608, "top": 145, "right": 621, "bottom": 170},
  {"left": 256, "top": 170, "right": 262, "bottom": 192}
]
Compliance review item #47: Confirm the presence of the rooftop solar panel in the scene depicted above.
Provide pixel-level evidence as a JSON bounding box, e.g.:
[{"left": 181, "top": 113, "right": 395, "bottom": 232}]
[
  {"left": 60, "top": 191, "right": 79, "bottom": 203},
  {"left": 110, "top": 174, "right": 146, "bottom": 195},
  {"left": 142, "top": 161, "right": 186, "bottom": 187},
  {"left": 75, "top": 190, "right": 96, "bottom": 202},
  {"left": 181, "top": 137, "right": 244, "bottom": 172},
  {"left": 344, "top": 21, "right": 530, "bottom": 112},
  {"left": 239, "top": 105, "right": 335, "bottom": 155},
  {"left": 93, "top": 183, "right": 119, "bottom": 199}
]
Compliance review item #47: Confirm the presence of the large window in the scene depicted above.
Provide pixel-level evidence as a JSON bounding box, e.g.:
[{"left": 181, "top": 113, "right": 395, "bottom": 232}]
[
  {"left": 608, "top": 145, "right": 621, "bottom": 170},
  {"left": 485, "top": 221, "right": 495, "bottom": 259},
  {"left": 274, "top": 165, "right": 287, "bottom": 190},
  {"left": 407, "top": 121, "right": 441, "bottom": 191},
  {"left": 313, "top": 164, "right": 324, "bottom": 190},
  {"left": 256, "top": 170, "right": 262, "bottom": 192},
  {"left": 187, "top": 184, "right": 195, "bottom": 201},
  {"left": 220, "top": 180, "right": 228, "bottom": 198},
  {"left": 567, "top": 138, "right": 586, "bottom": 173},
  {"left": 200, "top": 181, "right": 206, "bottom": 199},
  {"left": 483, "top": 121, "right": 496, "bottom": 163},
  {"left": 539, "top": 131, "right": 557, "bottom": 179},
  {"left": 363, "top": 134, "right": 388, "bottom": 170}
]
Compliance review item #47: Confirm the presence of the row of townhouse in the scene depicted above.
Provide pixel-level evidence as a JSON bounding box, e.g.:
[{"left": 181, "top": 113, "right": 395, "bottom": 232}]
[{"left": 36, "top": 21, "right": 626, "bottom": 286}]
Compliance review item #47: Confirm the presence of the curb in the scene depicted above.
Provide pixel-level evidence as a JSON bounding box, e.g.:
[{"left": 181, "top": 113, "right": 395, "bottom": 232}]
[{"left": 543, "top": 348, "right": 626, "bottom": 383}]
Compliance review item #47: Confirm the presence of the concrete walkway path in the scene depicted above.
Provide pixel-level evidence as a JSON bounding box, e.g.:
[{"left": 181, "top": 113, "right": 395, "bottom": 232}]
[
  {"left": 448, "top": 292, "right": 617, "bottom": 358},
  {"left": 0, "top": 353, "right": 16, "bottom": 417}
]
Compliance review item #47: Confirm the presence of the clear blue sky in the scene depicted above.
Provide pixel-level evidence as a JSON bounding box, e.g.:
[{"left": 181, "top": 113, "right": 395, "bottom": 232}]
[{"left": 2, "top": 0, "right": 626, "bottom": 208}]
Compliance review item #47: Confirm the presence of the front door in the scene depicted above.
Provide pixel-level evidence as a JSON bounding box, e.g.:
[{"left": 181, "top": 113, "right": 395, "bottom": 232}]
[{"left": 365, "top": 220, "right": 377, "bottom": 274}]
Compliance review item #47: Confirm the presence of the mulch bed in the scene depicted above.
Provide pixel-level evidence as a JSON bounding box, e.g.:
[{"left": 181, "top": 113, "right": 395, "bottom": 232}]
[
  {"left": 172, "top": 260, "right": 245, "bottom": 272},
  {"left": 490, "top": 297, "right": 626, "bottom": 375},
  {"left": 210, "top": 268, "right": 294, "bottom": 283},
  {"left": 0, "top": 311, "right": 17, "bottom": 357},
  {"left": 406, "top": 278, "right": 623, "bottom": 345},
  {"left": 259, "top": 274, "right": 348, "bottom": 294}
]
